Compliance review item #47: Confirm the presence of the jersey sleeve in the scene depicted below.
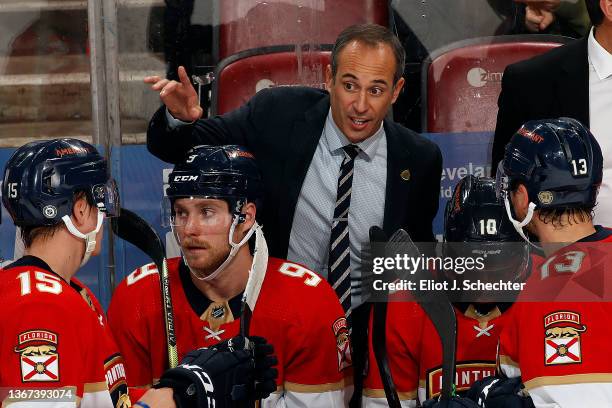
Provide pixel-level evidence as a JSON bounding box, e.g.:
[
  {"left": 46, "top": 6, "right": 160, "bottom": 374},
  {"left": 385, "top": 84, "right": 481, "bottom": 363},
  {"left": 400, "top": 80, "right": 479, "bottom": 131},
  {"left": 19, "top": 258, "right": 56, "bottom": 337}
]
[
  {"left": 363, "top": 301, "right": 422, "bottom": 408},
  {"left": 0, "top": 292, "right": 113, "bottom": 408},
  {"left": 264, "top": 274, "right": 351, "bottom": 407},
  {"left": 107, "top": 265, "right": 157, "bottom": 389}
]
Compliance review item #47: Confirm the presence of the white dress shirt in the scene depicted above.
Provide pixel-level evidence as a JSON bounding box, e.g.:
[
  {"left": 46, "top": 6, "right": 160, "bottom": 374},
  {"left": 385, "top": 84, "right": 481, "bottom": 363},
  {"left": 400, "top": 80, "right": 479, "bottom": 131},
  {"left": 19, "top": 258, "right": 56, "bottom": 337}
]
[
  {"left": 588, "top": 27, "right": 612, "bottom": 226},
  {"left": 287, "top": 110, "right": 387, "bottom": 307}
]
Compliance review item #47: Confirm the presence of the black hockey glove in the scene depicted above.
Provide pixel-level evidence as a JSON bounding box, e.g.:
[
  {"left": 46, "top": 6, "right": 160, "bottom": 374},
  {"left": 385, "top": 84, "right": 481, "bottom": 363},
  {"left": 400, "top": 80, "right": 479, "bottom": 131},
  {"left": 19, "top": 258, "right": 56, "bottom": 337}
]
[
  {"left": 155, "top": 335, "right": 278, "bottom": 408},
  {"left": 422, "top": 396, "right": 480, "bottom": 408},
  {"left": 214, "top": 335, "right": 278, "bottom": 401},
  {"left": 466, "top": 376, "right": 535, "bottom": 408}
]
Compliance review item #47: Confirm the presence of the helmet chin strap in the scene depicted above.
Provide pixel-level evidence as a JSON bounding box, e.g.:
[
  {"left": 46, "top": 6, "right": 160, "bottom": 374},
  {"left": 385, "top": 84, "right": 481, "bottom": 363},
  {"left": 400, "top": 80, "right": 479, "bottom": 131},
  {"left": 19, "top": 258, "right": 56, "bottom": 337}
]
[
  {"left": 503, "top": 195, "right": 540, "bottom": 250},
  {"left": 181, "top": 215, "right": 260, "bottom": 282},
  {"left": 61, "top": 209, "right": 104, "bottom": 267}
]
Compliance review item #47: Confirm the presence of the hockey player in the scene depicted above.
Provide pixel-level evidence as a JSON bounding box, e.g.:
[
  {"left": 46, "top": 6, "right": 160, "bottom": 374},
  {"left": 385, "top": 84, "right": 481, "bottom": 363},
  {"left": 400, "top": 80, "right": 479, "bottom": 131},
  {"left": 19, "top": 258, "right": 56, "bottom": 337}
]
[
  {"left": 108, "top": 145, "right": 352, "bottom": 407},
  {"left": 490, "top": 117, "right": 612, "bottom": 407},
  {"left": 0, "top": 138, "right": 277, "bottom": 408},
  {"left": 362, "top": 175, "right": 530, "bottom": 407}
]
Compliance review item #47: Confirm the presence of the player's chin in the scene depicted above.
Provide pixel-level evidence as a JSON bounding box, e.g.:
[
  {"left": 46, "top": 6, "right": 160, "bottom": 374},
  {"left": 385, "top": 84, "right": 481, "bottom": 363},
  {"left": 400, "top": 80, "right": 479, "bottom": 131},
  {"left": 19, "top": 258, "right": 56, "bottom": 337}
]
[{"left": 183, "top": 250, "right": 207, "bottom": 264}]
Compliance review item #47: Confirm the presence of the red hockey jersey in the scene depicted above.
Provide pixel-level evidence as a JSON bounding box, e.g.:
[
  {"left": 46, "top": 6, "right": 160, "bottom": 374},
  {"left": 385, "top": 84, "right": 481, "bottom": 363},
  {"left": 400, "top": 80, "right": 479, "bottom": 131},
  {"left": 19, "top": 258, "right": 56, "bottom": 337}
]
[
  {"left": 108, "top": 256, "right": 351, "bottom": 407},
  {"left": 0, "top": 256, "right": 130, "bottom": 407},
  {"left": 498, "top": 226, "right": 612, "bottom": 407},
  {"left": 363, "top": 299, "right": 507, "bottom": 407}
]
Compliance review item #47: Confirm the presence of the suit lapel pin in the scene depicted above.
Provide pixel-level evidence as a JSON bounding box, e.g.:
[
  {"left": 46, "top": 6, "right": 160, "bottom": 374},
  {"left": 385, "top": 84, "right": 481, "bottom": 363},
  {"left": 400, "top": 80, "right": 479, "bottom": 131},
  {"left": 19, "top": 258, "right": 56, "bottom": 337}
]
[{"left": 400, "top": 169, "right": 411, "bottom": 181}]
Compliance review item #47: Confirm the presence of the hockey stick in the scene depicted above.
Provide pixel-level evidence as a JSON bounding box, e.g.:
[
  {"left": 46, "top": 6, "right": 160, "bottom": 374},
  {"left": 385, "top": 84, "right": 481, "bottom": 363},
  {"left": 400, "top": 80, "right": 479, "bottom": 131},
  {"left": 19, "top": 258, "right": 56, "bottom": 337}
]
[
  {"left": 111, "top": 208, "right": 179, "bottom": 368},
  {"left": 371, "top": 229, "right": 457, "bottom": 403},
  {"left": 420, "top": 295, "right": 457, "bottom": 402},
  {"left": 369, "top": 226, "right": 402, "bottom": 408},
  {"left": 239, "top": 224, "right": 268, "bottom": 336},
  {"left": 396, "top": 230, "right": 457, "bottom": 402}
]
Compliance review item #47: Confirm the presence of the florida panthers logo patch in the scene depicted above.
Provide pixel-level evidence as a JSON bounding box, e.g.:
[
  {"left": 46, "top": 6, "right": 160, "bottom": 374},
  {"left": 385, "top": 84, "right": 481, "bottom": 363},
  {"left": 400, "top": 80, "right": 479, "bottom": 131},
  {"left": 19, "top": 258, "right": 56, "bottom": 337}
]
[
  {"left": 544, "top": 311, "right": 586, "bottom": 366},
  {"left": 332, "top": 317, "right": 352, "bottom": 371},
  {"left": 14, "top": 330, "right": 60, "bottom": 382}
]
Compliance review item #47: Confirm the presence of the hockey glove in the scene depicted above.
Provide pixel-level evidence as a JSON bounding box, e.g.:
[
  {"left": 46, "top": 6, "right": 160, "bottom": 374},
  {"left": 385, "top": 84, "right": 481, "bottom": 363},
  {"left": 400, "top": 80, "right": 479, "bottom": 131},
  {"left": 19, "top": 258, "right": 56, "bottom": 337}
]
[
  {"left": 466, "top": 376, "right": 535, "bottom": 408},
  {"left": 213, "top": 335, "right": 278, "bottom": 400},
  {"left": 155, "top": 335, "right": 278, "bottom": 408}
]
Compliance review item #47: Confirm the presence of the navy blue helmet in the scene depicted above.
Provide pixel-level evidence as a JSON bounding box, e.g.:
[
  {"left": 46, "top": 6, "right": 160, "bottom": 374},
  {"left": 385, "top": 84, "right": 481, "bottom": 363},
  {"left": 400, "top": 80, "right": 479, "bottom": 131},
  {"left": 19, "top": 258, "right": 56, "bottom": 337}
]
[
  {"left": 2, "top": 138, "right": 118, "bottom": 227},
  {"left": 445, "top": 175, "right": 521, "bottom": 243},
  {"left": 444, "top": 175, "right": 530, "bottom": 291},
  {"left": 164, "top": 145, "right": 263, "bottom": 224},
  {"left": 497, "top": 117, "right": 602, "bottom": 209}
]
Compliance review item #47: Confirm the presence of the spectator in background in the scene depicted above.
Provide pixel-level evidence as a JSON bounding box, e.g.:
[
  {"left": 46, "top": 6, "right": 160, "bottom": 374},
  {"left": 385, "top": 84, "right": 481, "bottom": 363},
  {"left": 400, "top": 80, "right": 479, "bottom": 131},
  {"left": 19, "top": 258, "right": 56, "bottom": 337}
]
[
  {"left": 492, "top": 0, "right": 612, "bottom": 226},
  {"left": 390, "top": 0, "right": 523, "bottom": 130},
  {"left": 516, "top": 0, "right": 591, "bottom": 37},
  {"left": 144, "top": 23, "right": 442, "bottom": 407}
]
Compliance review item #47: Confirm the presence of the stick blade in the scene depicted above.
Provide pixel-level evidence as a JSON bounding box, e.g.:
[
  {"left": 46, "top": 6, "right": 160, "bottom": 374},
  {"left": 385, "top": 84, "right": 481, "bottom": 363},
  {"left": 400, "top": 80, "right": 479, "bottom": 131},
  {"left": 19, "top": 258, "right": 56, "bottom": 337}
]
[{"left": 111, "top": 208, "right": 165, "bottom": 267}]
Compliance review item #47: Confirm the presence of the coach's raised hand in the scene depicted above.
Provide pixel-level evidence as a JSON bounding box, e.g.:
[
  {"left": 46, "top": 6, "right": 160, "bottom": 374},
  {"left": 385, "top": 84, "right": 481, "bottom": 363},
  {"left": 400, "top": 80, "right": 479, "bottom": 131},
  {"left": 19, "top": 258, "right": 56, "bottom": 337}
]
[{"left": 144, "top": 65, "right": 203, "bottom": 122}]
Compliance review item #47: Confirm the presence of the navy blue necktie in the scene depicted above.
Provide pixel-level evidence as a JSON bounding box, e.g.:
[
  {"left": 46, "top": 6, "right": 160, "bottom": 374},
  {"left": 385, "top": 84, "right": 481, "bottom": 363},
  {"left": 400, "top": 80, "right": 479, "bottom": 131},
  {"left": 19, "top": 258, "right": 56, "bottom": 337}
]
[{"left": 329, "top": 144, "right": 360, "bottom": 326}]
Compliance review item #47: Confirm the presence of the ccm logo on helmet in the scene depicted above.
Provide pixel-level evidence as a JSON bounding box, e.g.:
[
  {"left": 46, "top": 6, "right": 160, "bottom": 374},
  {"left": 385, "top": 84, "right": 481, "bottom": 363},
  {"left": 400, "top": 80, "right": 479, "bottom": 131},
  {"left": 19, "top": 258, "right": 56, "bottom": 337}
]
[{"left": 173, "top": 175, "right": 198, "bottom": 182}]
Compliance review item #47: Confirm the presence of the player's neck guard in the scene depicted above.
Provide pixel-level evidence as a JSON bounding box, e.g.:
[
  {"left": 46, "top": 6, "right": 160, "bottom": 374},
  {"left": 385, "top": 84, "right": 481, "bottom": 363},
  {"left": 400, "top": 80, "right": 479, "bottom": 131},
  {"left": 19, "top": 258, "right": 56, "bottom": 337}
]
[
  {"left": 61, "top": 209, "right": 104, "bottom": 267},
  {"left": 503, "top": 195, "right": 540, "bottom": 250}
]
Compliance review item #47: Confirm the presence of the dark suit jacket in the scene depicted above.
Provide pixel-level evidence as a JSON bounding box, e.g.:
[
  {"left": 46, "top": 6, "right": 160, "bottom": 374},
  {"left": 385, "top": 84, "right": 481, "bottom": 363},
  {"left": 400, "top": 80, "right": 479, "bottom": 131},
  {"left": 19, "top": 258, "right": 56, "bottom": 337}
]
[
  {"left": 147, "top": 86, "right": 442, "bottom": 258},
  {"left": 491, "top": 37, "right": 589, "bottom": 172}
]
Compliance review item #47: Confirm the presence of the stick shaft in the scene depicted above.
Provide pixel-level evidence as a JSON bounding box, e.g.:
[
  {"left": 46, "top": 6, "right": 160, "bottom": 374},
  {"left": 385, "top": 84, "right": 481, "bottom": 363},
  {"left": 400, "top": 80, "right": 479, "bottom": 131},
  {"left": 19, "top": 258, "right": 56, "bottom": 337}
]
[{"left": 112, "top": 208, "right": 179, "bottom": 367}]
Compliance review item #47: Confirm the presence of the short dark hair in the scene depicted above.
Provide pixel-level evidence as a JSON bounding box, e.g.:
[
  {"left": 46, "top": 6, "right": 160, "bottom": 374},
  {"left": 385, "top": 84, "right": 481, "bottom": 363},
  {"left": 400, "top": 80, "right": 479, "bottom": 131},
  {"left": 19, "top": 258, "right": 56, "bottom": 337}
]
[
  {"left": 21, "top": 191, "right": 92, "bottom": 248},
  {"left": 331, "top": 24, "right": 406, "bottom": 85},
  {"left": 536, "top": 207, "right": 594, "bottom": 228},
  {"left": 21, "top": 224, "right": 64, "bottom": 248},
  {"left": 585, "top": 0, "right": 604, "bottom": 26},
  {"left": 510, "top": 180, "right": 595, "bottom": 228}
]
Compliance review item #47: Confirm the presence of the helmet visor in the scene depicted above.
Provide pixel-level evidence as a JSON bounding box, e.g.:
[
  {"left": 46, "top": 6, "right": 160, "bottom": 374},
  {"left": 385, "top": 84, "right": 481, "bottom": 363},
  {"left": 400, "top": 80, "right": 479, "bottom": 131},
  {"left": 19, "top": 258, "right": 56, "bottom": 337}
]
[
  {"left": 161, "top": 196, "right": 234, "bottom": 228},
  {"left": 91, "top": 178, "right": 120, "bottom": 217}
]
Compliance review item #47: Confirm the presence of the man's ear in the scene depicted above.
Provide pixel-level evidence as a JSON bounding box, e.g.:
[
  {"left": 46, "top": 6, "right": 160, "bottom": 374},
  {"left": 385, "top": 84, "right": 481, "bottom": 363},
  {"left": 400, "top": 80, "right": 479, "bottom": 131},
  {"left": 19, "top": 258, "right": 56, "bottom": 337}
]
[
  {"left": 391, "top": 77, "right": 405, "bottom": 104},
  {"left": 510, "top": 184, "right": 530, "bottom": 218},
  {"left": 71, "top": 197, "right": 91, "bottom": 228},
  {"left": 601, "top": 0, "right": 612, "bottom": 22},
  {"left": 240, "top": 202, "right": 257, "bottom": 230}
]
